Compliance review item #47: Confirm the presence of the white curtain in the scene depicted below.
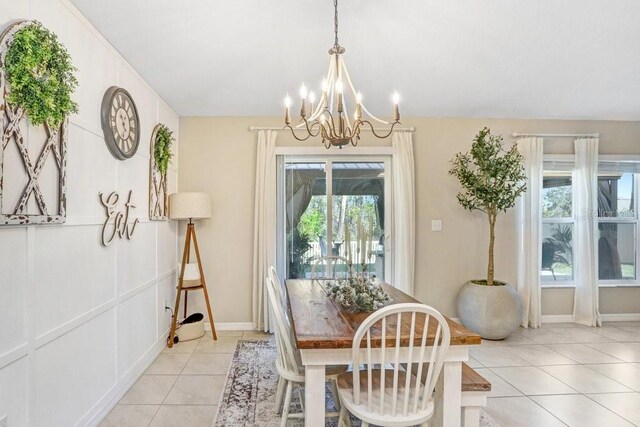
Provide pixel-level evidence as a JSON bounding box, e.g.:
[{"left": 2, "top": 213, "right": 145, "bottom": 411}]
[
  {"left": 392, "top": 131, "right": 416, "bottom": 295},
  {"left": 516, "top": 137, "right": 544, "bottom": 328},
  {"left": 573, "top": 138, "right": 601, "bottom": 326},
  {"left": 252, "top": 130, "right": 277, "bottom": 332}
]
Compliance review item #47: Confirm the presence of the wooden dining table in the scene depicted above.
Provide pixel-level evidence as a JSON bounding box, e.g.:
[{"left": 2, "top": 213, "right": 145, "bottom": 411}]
[{"left": 286, "top": 279, "right": 482, "bottom": 427}]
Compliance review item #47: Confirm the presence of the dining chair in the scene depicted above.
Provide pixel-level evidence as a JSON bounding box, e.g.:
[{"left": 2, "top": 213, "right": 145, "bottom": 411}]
[
  {"left": 265, "top": 275, "right": 344, "bottom": 426},
  {"left": 311, "top": 255, "right": 354, "bottom": 279},
  {"left": 269, "top": 265, "right": 287, "bottom": 309},
  {"left": 336, "top": 303, "right": 451, "bottom": 427}
]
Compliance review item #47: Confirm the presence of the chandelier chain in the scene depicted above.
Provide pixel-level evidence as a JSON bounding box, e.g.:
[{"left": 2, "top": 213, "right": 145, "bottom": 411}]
[{"left": 334, "top": 0, "right": 339, "bottom": 48}]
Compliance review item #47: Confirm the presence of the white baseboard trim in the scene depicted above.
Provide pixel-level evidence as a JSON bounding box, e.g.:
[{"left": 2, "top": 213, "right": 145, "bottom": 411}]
[
  {"left": 83, "top": 328, "right": 170, "bottom": 426},
  {"left": 601, "top": 313, "right": 640, "bottom": 321},
  {"left": 542, "top": 313, "right": 640, "bottom": 323},
  {"left": 205, "top": 322, "right": 256, "bottom": 331},
  {"left": 541, "top": 315, "right": 574, "bottom": 323}
]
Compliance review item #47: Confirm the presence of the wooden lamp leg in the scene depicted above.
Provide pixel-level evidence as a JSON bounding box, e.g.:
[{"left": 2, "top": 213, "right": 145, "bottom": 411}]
[
  {"left": 168, "top": 222, "right": 193, "bottom": 348},
  {"left": 191, "top": 224, "right": 217, "bottom": 340}
]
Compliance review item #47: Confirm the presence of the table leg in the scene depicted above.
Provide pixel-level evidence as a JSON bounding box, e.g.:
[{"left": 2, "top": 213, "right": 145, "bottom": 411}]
[
  {"left": 442, "top": 361, "right": 462, "bottom": 427},
  {"left": 304, "top": 364, "right": 326, "bottom": 427}
]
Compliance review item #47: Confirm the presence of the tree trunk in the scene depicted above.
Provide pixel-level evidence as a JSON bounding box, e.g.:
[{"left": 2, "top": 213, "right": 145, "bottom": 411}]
[
  {"left": 336, "top": 196, "right": 347, "bottom": 240},
  {"left": 487, "top": 212, "right": 496, "bottom": 285}
]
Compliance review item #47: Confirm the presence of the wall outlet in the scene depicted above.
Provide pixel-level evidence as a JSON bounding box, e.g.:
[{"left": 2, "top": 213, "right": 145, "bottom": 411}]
[
  {"left": 0, "top": 414, "right": 8, "bottom": 427},
  {"left": 431, "top": 219, "right": 443, "bottom": 232}
]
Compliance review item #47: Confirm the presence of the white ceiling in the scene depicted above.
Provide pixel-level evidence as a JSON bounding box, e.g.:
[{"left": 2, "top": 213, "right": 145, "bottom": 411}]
[{"left": 69, "top": 0, "right": 640, "bottom": 120}]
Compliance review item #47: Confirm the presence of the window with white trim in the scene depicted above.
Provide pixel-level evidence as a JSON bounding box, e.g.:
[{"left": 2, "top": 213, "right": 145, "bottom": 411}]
[
  {"left": 541, "top": 159, "right": 575, "bottom": 284},
  {"left": 597, "top": 160, "right": 640, "bottom": 284},
  {"left": 540, "top": 157, "right": 640, "bottom": 287}
]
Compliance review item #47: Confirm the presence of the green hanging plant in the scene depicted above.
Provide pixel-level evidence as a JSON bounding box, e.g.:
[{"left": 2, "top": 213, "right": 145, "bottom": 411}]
[
  {"left": 4, "top": 21, "right": 79, "bottom": 127},
  {"left": 154, "top": 124, "right": 174, "bottom": 175}
]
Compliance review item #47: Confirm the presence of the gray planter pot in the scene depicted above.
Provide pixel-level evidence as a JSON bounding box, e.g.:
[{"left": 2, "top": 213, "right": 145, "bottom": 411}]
[{"left": 457, "top": 280, "right": 523, "bottom": 340}]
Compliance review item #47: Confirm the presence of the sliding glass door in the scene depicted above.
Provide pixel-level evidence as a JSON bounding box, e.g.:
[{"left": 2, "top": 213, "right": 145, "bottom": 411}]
[{"left": 279, "top": 157, "right": 391, "bottom": 281}]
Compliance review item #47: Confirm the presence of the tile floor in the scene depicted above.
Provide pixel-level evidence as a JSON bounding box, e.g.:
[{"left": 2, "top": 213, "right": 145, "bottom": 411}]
[
  {"left": 102, "top": 322, "right": 640, "bottom": 426},
  {"left": 100, "top": 330, "right": 269, "bottom": 427},
  {"left": 479, "top": 321, "right": 640, "bottom": 427}
]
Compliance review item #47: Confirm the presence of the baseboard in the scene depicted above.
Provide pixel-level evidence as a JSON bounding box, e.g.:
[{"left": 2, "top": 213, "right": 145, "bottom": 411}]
[
  {"left": 542, "top": 313, "right": 640, "bottom": 323},
  {"left": 81, "top": 328, "right": 169, "bottom": 427},
  {"left": 541, "top": 315, "right": 574, "bottom": 323},
  {"left": 601, "top": 313, "right": 640, "bottom": 321},
  {"left": 205, "top": 322, "right": 256, "bottom": 331}
]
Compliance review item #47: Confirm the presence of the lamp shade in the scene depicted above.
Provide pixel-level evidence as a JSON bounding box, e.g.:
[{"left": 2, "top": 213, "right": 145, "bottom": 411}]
[{"left": 169, "top": 192, "right": 211, "bottom": 220}]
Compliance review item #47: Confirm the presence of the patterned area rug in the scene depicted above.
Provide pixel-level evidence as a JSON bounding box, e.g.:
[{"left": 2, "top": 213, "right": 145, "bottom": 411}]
[{"left": 215, "top": 339, "right": 499, "bottom": 427}]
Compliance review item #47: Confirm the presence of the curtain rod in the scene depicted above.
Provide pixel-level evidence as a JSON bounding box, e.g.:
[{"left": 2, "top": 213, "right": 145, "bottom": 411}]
[
  {"left": 512, "top": 132, "right": 599, "bottom": 138},
  {"left": 249, "top": 126, "right": 415, "bottom": 132}
]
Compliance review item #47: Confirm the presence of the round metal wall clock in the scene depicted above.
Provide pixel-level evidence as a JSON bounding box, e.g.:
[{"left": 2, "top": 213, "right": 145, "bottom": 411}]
[{"left": 101, "top": 86, "right": 140, "bottom": 160}]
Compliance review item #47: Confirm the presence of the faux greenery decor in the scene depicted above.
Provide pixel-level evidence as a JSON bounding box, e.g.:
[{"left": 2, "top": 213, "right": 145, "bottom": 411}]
[
  {"left": 327, "top": 275, "right": 391, "bottom": 313},
  {"left": 449, "top": 127, "right": 527, "bottom": 286},
  {"left": 154, "top": 124, "right": 174, "bottom": 175},
  {"left": 5, "top": 21, "right": 78, "bottom": 127}
]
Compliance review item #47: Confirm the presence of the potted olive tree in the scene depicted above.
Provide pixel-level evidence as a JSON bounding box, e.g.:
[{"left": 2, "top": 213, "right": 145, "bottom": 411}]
[{"left": 449, "top": 128, "right": 527, "bottom": 339}]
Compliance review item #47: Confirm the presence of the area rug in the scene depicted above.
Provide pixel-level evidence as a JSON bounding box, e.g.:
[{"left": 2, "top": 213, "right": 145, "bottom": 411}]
[{"left": 215, "top": 338, "right": 500, "bottom": 426}]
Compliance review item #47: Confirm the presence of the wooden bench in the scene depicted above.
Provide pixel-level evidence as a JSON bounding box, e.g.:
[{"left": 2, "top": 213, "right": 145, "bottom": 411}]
[
  {"left": 411, "top": 362, "right": 491, "bottom": 427},
  {"left": 461, "top": 363, "right": 491, "bottom": 427}
]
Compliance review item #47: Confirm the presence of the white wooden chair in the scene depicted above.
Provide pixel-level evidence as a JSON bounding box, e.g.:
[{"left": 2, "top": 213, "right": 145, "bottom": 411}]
[
  {"left": 265, "top": 275, "right": 344, "bottom": 426},
  {"left": 269, "top": 265, "right": 287, "bottom": 309},
  {"left": 336, "top": 303, "right": 451, "bottom": 427},
  {"left": 310, "top": 255, "right": 354, "bottom": 279}
]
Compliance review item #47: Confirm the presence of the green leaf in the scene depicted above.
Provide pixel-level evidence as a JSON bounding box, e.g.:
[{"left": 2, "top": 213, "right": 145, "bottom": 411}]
[
  {"left": 5, "top": 21, "right": 78, "bottom": 127},
  {"left": 154, "top": 124, "right": 174, "bottom": 174}
]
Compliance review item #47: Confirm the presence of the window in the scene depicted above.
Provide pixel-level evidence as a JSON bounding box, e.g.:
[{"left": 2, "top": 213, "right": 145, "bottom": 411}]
[
  {"left": 597, "top": 161, "right": 640, "bottom": 284},
  {"left": 280, "top": 157, "right": 390, "bottom": 281},
  {"left": 540, "top": 157, "right": 640, "bottom": 287},
  {"left": 541, "top": 163, "right": 574, "bottom": 284}
]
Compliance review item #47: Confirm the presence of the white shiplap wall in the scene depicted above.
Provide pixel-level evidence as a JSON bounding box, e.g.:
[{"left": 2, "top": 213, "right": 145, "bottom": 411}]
[{"left": 0, "top": 1, "right": 179, "bottom": 426}]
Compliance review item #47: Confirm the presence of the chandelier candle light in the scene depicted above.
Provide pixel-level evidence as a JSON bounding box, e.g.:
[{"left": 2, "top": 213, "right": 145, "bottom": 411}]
[{"left": 283, "top": 0, "right": 401, "bottom": 148}]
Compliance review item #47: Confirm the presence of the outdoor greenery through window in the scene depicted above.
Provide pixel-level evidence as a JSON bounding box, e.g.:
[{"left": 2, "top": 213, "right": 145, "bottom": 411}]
[
  {"left": 541, "top": 171, "right": 574, "bottom": 282},
  {"left": 540, "top": 159, "right": 640, "bottom": 285},
  {"left": 284, "top": 160, "right": 387, "bottom": 281}
]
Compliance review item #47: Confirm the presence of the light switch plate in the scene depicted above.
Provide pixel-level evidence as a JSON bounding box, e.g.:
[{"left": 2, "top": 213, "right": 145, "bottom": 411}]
[
  {"left": 0, "top": 414, "right": 8, "bottom": 427},
  {"left": 431, "top": 219, "right": 442, "bottom": 232}
]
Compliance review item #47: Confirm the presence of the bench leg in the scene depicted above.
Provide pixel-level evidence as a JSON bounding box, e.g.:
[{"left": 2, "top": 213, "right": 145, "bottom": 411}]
[{"left": 463, "top": 406, "right": 480, "bottom": 427}]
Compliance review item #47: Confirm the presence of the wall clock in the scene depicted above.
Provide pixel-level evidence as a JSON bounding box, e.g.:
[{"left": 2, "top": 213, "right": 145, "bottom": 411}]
[{"left": 101, "top": 86, "right": 140, "bottom": 160}]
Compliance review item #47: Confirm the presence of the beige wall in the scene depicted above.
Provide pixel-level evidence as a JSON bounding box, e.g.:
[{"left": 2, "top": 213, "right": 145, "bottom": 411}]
[{"left": 179, "top": 116, "right": 640, "bottom": 324}]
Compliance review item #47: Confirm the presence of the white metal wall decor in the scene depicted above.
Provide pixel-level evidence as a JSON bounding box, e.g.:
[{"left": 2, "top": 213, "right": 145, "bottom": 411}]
[
  {"left": 99, "top": 190, "right": 139, "bottom": 247},
  {"left": 149, "top": 124, "right": 168, "bottom": 220},
  {"left": 0, "top": 21, "right": 68, "bottom": 225}
]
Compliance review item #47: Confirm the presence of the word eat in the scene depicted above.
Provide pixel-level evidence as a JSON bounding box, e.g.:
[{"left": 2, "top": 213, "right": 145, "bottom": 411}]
[{"left": 99, "top": 190, "right": 139, "bottom": 246}]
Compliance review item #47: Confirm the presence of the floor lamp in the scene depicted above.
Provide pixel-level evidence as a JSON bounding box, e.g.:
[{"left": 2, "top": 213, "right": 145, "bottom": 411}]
[{"left": 168, "top": 192, "right": 217, "bottom": 347}]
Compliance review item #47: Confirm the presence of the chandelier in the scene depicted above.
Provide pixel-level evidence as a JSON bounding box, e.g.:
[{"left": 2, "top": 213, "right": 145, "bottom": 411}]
[{"left": 283, "top": 0, "right": 401, "bottom": 149}]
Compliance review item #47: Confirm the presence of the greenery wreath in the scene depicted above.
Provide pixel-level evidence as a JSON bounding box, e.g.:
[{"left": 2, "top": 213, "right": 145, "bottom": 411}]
[
  {"left": 4, "top": 21, "right": 78, "bottom": 127},
  {"left": 154, "top": 124, "right": 174, "bottom": 175}
]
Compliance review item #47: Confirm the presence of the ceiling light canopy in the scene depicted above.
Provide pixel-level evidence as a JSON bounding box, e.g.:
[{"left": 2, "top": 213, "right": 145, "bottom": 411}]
[{"left": 283, "top": 0, "right": 401, "bottom": 149}]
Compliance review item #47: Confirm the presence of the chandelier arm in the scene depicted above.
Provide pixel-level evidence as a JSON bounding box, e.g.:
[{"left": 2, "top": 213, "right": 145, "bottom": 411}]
[
  {"left": 324, "top": 109, "right": 339, "bottom": 139},
  {"left": 285, "top": 121, "right": 320, "bottom": 141},
  {"left": 359, "top": 119, "right": 400, "bottom": 139},
  {"left": 303, "top": 118, "right": 322, "bottom": 137}
]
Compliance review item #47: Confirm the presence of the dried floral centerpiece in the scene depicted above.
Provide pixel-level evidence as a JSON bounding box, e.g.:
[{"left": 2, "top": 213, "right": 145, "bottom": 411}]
[{"left": 327, "top": 275, "right": 391, "bottom": 313}]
